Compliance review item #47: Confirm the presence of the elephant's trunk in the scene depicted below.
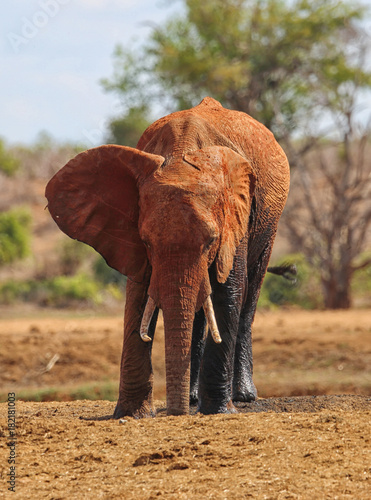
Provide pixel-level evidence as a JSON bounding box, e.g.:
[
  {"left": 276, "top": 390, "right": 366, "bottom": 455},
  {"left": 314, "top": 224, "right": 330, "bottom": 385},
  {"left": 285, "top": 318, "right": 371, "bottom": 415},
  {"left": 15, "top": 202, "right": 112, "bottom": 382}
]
[
  {"left": 161, "top": 290, "right": 196, "bottom": 416},
  {"left": 145, "top": 257, "right": 213, "bottom": 416}
]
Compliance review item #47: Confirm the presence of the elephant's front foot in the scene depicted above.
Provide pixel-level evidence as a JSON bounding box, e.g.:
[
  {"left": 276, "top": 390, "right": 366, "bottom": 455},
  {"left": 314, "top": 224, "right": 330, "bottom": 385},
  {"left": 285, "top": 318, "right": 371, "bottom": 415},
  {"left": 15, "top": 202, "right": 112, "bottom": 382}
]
[
  {"left": 113, "top": 398, "right": 155, "bottom": 419},
  {"left": 232, "top": 380, "right": 257, "bottom": 403},
  {"left": 198, "top": 396, "right": 238, "bottom": 415}
]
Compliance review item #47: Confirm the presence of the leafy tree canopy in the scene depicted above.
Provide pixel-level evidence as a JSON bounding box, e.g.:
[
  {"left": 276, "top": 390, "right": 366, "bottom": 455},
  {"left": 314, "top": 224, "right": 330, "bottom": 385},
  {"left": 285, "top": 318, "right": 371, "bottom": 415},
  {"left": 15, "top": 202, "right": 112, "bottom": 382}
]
[
  {"left": 105, "top": 106, "right": 151, "bottom": 146},
  {"left": 102, "top": 0, "right": 370, "bottom": 140}
]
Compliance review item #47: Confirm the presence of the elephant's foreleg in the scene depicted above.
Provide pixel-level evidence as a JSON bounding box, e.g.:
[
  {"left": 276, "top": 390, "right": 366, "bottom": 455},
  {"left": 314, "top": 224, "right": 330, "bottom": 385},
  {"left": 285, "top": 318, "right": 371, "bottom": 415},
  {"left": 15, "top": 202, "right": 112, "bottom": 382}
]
[
  {"left": 198, "top": 259, "right": 246, "bottom": 414},
  {"left": 113, "top": 278, "right": 158, "bottom": 419},
  {"left": 190, "top": 308, "right": 207, "bottom": 405},
  {"left": 233, "top": 242, "right": 273, "bottom": 402}
]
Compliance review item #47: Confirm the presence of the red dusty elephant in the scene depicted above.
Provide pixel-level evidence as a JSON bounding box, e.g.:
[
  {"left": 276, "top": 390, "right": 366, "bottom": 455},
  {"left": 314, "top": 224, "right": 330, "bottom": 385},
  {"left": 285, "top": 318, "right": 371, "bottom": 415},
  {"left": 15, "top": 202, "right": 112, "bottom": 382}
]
[{"left": 45, "top": 97, "right": 290, "bottom": 417}]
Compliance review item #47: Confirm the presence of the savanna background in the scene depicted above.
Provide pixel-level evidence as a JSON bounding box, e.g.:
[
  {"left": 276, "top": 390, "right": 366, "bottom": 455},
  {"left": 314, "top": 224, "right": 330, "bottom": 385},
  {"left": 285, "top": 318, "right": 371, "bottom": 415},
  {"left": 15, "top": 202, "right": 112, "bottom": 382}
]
[{"left": 0, "top": 1, "right": 370, "bottom": 498}]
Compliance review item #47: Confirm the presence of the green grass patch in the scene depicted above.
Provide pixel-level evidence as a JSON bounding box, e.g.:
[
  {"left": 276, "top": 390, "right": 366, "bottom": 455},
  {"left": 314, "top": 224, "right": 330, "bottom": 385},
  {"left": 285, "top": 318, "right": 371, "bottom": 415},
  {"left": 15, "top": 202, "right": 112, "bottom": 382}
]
[{"left": 0, "top": 274, "right": 124, "bottom": 307}]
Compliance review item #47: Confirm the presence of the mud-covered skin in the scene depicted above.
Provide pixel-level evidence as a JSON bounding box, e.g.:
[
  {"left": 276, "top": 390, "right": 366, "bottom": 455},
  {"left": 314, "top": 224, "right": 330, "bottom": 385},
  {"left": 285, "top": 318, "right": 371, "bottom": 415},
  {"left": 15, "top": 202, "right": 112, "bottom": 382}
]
[
  {"left": 113, "top": 277, "right": 159, "bottom": 419},
  {"left": 45, "top": 97, "right": 290, "bottom": 417}
]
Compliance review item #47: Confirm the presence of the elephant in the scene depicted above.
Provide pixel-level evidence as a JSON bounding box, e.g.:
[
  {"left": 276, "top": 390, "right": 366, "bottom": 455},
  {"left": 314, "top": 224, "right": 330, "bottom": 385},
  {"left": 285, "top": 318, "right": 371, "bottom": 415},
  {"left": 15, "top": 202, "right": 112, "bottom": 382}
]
[{"left": 45, "top": 97, "right": 290, "bottom": 417}]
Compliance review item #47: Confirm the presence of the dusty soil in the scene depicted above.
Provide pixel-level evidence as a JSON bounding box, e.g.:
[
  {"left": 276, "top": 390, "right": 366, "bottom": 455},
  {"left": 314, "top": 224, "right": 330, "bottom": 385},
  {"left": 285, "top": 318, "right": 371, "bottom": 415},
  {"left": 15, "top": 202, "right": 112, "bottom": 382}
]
[
  {"left": 0, "top": 309, "right": 370, "bottom": 400},
  {"left": 0, "top": 397, "right": 370, "bottom": 499},
  {"left": 0, "top": 309, "right": 370, "bottom": 498}
]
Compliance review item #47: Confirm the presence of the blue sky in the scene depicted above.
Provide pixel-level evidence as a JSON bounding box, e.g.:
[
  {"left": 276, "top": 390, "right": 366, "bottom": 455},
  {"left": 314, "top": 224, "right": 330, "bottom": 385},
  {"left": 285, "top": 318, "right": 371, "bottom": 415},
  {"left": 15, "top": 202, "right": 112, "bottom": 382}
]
[
  {"left": 2, "top": 1, "right": 370, "bottom": 147},
  {"left": 1, "top": 0, "right": 182, "bottom": 146}
]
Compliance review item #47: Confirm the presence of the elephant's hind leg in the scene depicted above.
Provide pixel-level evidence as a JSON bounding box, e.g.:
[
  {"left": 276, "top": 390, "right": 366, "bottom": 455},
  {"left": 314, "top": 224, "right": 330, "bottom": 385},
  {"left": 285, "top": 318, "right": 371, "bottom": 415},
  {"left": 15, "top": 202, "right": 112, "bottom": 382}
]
[
  {"left": 233, "top": 310, "right": 257, "bottom": 403},
  {"left": 233, "top": 242, "right": 273, "bottom": 403}
]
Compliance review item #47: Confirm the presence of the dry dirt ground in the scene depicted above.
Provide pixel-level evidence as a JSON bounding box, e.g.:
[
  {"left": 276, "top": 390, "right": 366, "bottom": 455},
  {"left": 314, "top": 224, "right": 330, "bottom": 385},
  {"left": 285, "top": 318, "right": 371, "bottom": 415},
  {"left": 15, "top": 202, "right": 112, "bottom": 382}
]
[{"left": 0, "top": 309, "right": 370, "bottom": 498}]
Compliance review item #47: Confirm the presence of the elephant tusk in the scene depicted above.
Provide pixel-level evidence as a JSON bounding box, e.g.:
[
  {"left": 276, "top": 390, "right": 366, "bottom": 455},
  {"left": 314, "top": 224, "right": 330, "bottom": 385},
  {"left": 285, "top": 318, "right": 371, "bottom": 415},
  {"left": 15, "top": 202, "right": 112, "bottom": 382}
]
[
  {"left": 203, "top": 296, "right": 222, "bottom": 344},
  {"left": 140, "top": 296, "right": 157, "bottom": 342}
]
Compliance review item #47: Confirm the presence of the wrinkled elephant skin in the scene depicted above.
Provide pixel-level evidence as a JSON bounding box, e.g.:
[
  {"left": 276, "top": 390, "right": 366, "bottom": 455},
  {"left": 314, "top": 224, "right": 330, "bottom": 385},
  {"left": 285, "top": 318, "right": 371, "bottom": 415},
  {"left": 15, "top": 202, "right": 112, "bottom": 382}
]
[{"left": 45, "top": 98, "right": 290, "bottom": 417}]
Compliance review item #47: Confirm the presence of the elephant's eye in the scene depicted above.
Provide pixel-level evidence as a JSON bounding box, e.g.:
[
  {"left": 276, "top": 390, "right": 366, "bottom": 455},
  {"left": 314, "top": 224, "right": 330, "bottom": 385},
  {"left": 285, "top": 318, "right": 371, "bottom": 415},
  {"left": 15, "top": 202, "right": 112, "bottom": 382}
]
[
  {"left": 205, "top": 236, "right": 217, "bottom": 250},
  {"left": 143, "top": 240, "right": 151, "bottom": 250}
]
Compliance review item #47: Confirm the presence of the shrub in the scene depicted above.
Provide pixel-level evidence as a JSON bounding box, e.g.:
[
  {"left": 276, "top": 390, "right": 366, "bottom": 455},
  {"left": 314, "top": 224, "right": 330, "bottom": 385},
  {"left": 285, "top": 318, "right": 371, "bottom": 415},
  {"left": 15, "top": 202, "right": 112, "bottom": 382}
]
[
  {"left": 0, "top": 274, "right": 99, "bottom": 306},
  {"left": 0, "top": 208, "right": 32, "bottom": 265},
  {"left": 0, "top": 280, "right": 33, "bottom": 304},
  {"left": 0, "top": 139, "right": 20, "bottom": 176},
  {"left": 59, "top": 238, "right": 94, "bottom": 275},
  {"left": 259, "top": 254, "right": 323, "bottom": 309},
  {"left": 0, "top": 274, "right": 123, "bottom": 307},
  {"left": 46, "top": 274, "right": 101, "bottom": 306}
]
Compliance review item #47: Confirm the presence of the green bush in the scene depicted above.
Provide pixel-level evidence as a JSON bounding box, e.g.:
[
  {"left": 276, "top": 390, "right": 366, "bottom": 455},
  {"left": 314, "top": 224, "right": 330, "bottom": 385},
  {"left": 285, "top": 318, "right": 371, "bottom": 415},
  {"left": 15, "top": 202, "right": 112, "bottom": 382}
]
[
  {"left": 0, "top": 280, "right": 34, "bottom": 304},
  {"left": 59, "top": 238, "right": 94, "bottom": 275},
  {"left": 0, "top": 139, "right": 20, "bottom": 176},
  {"left": 0, "top": 208, "right": 32, "bottom": 265},
  {"left": 46, "top": 274, "right": 102, "bottom": 306},
  {"left": 259, "top": 254, "right": 323, "bottom": 309},
  {"left": 0, "top": 274, "right": 99, "bottom": 306},
  {"left": 0, "top": 274, "right": 124, "bottom": 307}
]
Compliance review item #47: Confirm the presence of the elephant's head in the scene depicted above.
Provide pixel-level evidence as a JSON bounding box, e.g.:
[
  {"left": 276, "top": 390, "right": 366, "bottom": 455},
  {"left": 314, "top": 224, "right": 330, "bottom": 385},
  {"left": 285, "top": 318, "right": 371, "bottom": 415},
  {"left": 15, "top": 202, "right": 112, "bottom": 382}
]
[{"left": 45, "top": 144, "right": 256, "bottom": 415}]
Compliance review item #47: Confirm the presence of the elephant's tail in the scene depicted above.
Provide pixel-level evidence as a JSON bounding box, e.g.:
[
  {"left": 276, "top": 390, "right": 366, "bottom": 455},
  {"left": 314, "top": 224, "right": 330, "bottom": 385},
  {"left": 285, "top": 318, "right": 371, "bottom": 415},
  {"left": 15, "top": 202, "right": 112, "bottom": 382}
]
[{"left": 267, "top": 264, "right": 297, "bottom": 283}]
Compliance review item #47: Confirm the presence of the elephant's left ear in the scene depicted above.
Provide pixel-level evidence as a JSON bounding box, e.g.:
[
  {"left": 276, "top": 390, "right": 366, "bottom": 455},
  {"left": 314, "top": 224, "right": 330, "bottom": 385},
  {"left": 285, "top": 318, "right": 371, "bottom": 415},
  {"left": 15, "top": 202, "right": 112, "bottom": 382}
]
[
  {"left": 184, "top": 146, "right": 256, "bottom": 283},
  {"left": 45, "top": 145, "right": 164, "bottom": 282}
]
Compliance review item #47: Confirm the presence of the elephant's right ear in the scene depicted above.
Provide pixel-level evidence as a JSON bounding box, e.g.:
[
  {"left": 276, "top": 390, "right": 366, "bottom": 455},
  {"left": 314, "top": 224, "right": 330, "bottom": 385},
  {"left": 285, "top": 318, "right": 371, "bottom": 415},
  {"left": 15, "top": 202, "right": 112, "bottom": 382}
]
[{"left": 45, "top": 145, "right": 164, "bottom": 282}]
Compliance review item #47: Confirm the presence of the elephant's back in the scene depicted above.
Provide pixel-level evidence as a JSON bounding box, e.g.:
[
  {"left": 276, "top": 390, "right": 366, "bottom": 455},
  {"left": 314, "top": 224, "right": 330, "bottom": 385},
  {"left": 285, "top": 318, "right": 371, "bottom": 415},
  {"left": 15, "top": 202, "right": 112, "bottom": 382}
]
[
  {"left": 194, "top": 98, "right": 290, "bottom": 215},
  {"left": 138, "top": 97, "right": 290, "bottom": 208}
]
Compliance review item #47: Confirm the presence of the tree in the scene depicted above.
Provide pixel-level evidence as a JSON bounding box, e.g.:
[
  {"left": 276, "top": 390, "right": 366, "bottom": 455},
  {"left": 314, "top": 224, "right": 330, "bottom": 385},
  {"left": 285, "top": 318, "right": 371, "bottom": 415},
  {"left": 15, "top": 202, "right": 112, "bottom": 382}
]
[
  {"left": 285, "top": 146, "right": 371, "bottom": 308},
  {"left": 103, "top": 1, "right": 369, "bottom": 137},
  {"left": 105, "top": 106, "right": 151, "bottom": 147},
  {"left": 102, "top": 0, "right": 371, "bottom": 308},
  {"left": 282, "top": 55, "right": 371, "bottom": 308}
]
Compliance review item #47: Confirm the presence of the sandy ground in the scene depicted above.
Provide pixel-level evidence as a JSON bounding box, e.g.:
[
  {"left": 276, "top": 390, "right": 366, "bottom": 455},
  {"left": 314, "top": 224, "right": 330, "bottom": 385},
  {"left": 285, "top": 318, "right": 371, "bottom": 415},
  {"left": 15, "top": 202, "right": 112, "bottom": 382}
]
[
  {"left": 0, "top": 309, "right": 370, "bottom": 498},
  {"left": 0, "top": 397, "right": 370, "bottom": 499},
  {"left": 0, "top": 308, "right": 370, "bottom": 400}
]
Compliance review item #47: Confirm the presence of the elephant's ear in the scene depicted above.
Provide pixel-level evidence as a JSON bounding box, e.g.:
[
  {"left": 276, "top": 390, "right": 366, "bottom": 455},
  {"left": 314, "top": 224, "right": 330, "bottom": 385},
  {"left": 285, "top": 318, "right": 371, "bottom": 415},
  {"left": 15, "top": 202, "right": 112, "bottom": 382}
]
[
  {"left": 45, "top": 145, "right": 164, "bottom": 282},
  {"left": 184, "top": 146, "right": 256, "bottom": 283}
]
